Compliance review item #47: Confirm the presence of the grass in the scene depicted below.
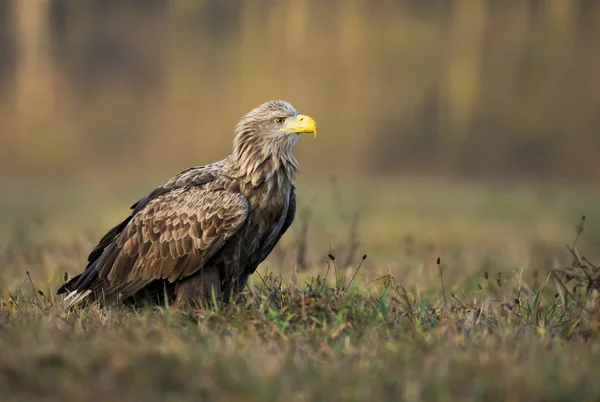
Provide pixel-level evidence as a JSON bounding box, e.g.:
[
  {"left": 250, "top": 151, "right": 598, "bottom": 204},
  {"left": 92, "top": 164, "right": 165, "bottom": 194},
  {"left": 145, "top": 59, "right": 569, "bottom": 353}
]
[{"left": 1, "top": 177, "right": 600, "bottom": 401}]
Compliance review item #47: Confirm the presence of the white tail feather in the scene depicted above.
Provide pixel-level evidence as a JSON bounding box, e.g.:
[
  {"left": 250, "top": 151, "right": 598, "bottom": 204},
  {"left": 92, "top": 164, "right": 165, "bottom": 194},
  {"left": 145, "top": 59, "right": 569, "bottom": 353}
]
[{"left": 62, "top": 289, "right": 92, "bottom": 308}]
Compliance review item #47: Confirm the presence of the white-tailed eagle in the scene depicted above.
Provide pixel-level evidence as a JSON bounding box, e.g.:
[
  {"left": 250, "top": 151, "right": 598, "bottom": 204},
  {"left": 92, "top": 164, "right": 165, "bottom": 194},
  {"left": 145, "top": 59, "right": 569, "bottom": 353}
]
[{"left": 57, "top": 100, "right": 318, "bottom": 308}]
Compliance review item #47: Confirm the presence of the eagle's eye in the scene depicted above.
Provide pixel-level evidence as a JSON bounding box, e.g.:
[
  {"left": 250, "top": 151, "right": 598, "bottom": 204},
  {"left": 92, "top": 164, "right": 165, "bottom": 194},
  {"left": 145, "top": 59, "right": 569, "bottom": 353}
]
[{"left": 274, "top": 117, "right": 286, "bottom": 124}]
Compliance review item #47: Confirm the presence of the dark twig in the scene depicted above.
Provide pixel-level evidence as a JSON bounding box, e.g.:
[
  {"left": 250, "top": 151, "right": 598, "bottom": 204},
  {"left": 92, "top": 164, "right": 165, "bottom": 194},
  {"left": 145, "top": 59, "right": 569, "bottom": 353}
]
[
  {"left": 37, "top": 290, "right": 53, "bottom": 305},
  {"left": 451, "top": 293, "right": 468, "bottom": 309},
  {"left": 328, "top": 251, "right": 339, "bottom": 289},
  {"left": 572, "top": 215, "right": 586, "bottom": 248},
  {"left": 26, "top": 271, "right": 41, "bottom": 309},
  {"left": 582, "top": 256, "right": 599, "bottom": 273},
  {"left": 254, "top": 270, "right": 275, "bottom": 298},
  {"left": 345, "top": 254, "right": 368, "bottom": 292},
  {"left": 8, "top": 294, "right": 21, "bottom": 310},
  {"left": 437, "top": 257, "right": 448, "bottom": 308},
  {"left": 368, "top": 274, "right": 394, "bottom": 284},
  {"left": 551, "top": 270, "right": 589, "bottom": 313}
]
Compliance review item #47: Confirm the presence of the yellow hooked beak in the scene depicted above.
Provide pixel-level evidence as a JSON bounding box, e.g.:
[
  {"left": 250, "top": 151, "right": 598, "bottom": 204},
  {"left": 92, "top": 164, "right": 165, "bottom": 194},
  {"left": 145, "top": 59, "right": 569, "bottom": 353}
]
[{"left": 280, "top": 115, "right": 318, "bottom": 137}]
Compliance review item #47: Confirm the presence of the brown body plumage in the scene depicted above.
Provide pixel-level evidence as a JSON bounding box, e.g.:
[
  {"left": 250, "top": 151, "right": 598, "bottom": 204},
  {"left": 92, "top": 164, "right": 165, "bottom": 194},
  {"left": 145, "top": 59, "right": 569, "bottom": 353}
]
[{"left": 57, "top": 100, "right": 318, "bottom": 308}]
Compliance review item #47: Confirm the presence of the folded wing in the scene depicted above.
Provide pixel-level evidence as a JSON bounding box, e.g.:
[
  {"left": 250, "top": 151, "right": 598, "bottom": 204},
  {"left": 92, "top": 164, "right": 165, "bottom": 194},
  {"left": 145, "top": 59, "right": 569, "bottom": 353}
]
[{"left": 77, "top": 186, "right": 249, "bottom": 300}]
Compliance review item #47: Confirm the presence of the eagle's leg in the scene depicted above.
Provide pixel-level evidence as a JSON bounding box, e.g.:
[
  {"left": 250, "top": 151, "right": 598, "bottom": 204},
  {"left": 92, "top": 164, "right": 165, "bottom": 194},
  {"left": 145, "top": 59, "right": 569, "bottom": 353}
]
[
  {"left": 174, "top": 269, "right": 222, "bottom": 310},
  {"left": 221, "top": 272, "right": 250, "bottom": 305}
]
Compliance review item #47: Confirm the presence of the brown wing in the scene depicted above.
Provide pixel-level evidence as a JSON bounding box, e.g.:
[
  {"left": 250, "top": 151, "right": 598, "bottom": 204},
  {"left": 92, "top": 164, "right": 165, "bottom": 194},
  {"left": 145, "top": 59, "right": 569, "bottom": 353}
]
[{"left": 92, "top": 186, "right": 249, "bottom": 298}]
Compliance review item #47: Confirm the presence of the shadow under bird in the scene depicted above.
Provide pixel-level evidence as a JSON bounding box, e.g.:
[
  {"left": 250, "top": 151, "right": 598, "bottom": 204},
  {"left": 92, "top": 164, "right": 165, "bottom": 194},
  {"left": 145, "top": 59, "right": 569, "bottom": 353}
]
[{"left": 57, "top": 100, "right": 318, "bottom": 308}]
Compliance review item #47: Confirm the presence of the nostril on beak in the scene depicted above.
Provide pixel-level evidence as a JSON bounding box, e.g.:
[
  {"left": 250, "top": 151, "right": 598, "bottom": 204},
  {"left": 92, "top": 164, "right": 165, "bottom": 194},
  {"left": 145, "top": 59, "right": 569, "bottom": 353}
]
[{"left": 298, "top": 116, "right": 304, "bottom": 122}]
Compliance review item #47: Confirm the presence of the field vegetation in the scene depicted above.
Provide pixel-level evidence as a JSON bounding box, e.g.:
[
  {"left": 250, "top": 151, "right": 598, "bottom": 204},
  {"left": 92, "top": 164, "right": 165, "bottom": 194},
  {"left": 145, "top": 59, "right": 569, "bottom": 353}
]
[{"left": 1, "top": 178, "right": 599, "bottom": 401}]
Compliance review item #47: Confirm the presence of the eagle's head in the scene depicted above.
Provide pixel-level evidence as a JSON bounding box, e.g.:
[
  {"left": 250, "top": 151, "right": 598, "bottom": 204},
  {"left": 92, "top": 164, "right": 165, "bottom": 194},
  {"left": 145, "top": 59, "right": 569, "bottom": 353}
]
[
  {"left": 232, "top": 100, "right": 317, "bottom": 179},
  {"left": 236, "top": 100, "right": 317, "bottom": 139}
]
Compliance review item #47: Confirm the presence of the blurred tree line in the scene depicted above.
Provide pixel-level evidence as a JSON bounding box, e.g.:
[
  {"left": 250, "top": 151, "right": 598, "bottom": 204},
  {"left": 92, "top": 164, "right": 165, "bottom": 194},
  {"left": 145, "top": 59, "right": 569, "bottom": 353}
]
[{"left": 0, "top": 0, "right": 599, "bottom": 182}]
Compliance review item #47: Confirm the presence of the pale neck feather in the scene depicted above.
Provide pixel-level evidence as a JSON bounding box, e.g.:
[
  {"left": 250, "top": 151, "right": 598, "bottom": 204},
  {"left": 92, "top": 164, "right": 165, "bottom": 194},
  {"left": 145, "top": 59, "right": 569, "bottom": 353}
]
[{"left": 229, "top": 126, "right": 299, "bottom": 189}]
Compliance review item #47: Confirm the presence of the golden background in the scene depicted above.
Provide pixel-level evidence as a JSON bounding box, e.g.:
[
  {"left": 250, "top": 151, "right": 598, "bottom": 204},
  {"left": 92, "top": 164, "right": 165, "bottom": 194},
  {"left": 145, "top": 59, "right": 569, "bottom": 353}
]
[{"left": 1, "top": 1, "right": 599, "bottom": 182}]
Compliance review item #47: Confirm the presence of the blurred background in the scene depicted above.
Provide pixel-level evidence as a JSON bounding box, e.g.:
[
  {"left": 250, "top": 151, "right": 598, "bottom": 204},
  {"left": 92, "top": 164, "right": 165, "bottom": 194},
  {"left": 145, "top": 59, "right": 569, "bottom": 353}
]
[
  {"left": 0, "top": 0, "right": 599, "bottom": 287},
  {"left": 2, "top": 0, "right": 600, "bottom": 180}
]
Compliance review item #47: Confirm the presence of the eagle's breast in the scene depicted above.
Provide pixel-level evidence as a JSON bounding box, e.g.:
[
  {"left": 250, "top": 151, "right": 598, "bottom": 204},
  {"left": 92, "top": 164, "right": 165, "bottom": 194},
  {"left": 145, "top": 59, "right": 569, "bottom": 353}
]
[{"left": 237, "top": 172, "right": 293, "bottom": 263}]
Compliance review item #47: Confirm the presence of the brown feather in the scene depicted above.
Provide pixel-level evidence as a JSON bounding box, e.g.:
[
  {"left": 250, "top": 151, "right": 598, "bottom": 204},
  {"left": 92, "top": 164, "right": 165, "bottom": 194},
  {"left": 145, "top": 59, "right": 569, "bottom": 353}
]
[{"left": 85, "top": 187, "right": 249, "bottom": 299}]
